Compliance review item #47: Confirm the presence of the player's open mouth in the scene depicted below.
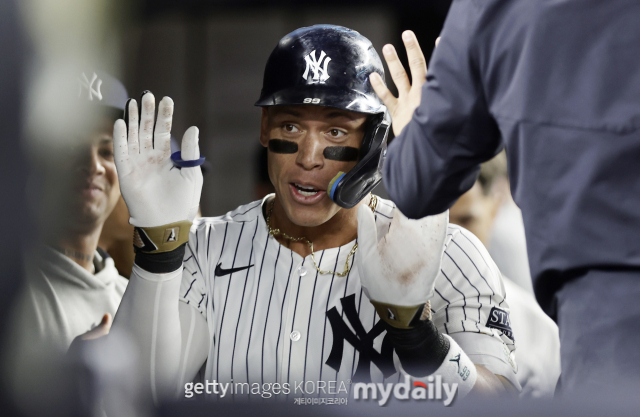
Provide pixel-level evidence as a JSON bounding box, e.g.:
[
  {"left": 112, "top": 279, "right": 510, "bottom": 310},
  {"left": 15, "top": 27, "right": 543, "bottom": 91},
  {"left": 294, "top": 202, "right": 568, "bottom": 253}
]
[
  {"left": 289, "top": 183, "right": 326, "bottom": 204},
  {"left": 293, "top": 183, "right": 320, "bottom": 196}
]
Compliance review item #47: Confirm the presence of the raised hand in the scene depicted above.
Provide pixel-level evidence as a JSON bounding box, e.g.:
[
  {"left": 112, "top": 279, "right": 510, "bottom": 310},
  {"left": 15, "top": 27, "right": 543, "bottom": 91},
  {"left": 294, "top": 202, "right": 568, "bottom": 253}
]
[
  {"left": 113, "top": 92, "right": 203, "bottom": 228},
  {"left": 357, "top": 204, "right": 448, "bottom": 329},
  {"left": 370, "top": 30, "right": 427, "bottom": 137}
]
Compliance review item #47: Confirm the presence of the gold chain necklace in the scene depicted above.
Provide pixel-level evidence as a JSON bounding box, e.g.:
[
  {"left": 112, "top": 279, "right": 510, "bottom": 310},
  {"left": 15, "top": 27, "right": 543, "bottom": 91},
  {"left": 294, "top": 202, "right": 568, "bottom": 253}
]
[{"left": 265, "top": 194, "right": 378, "bottom": 277}]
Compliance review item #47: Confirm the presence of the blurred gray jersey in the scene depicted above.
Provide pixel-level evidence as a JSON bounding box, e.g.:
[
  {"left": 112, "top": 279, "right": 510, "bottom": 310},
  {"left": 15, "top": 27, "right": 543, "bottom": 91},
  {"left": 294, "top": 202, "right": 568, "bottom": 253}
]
[{"left": 16, "top": 246, "right": 128, "bottom": 351}]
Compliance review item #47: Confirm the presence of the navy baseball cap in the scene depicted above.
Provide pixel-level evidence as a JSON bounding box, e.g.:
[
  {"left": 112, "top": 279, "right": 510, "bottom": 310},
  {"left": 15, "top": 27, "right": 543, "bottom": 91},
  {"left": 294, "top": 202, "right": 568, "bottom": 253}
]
[{"left": 77, "top": 70, "right": 128, "bottom": 112}]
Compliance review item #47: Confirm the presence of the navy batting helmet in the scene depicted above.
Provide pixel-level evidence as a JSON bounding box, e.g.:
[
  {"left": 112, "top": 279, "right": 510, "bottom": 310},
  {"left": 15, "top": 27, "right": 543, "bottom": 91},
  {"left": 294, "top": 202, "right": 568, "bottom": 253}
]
[{"left": 255, "top": 24, "right": 390, "bottom": 209}]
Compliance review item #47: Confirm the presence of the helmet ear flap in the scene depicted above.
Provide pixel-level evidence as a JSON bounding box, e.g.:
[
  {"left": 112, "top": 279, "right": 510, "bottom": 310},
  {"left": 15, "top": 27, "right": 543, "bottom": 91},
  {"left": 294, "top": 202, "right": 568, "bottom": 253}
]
[
  {"left": 329, "top": 113, "right": 390, "bottom": 209},
  {"left": 359, "top": 113, "right": 387, "bottom": 159}
]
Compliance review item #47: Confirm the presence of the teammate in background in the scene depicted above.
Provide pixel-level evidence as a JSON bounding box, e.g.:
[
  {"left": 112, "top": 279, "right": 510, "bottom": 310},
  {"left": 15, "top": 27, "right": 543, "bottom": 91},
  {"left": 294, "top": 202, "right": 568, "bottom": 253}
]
[
  {"left": 449, "top": 152, "right": 532, "bottom": 294},
  {"left": 449, "top": 153, "right": 560, "bottom": 397},
  {"left": 11, "top": 71, "right": 129, "bottom": 352},
  {"left": 449, "top": 153, "right": 508, "bottom": 248},
  {"left": 110, "top": 25, "right": 519, "bottom": 403}
]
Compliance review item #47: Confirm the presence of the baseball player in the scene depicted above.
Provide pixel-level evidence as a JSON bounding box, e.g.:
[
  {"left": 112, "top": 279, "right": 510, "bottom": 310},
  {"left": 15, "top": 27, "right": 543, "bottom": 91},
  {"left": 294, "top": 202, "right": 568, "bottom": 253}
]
[
  {"left": 9, "top": 70, "right": 130, "bottom": 351},
  {"left": 5, "top": 71, "right": 131, "bottom": 413},
  {"left": 110, "top": 25, "right": 519, "bottom": 403},
  {"left": 448, "top": 154, "right": 561, "bottom": 397}
]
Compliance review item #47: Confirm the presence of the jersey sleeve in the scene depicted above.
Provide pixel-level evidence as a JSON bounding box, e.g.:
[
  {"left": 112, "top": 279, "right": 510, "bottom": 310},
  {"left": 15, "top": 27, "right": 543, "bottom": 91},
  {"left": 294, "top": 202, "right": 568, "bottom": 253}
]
[
  {"left": 383, "top": 0, "right": 503, "bottom": 219},
  {"left": 179, "top": 219, "right": 211, "bottom": 319},
  {"left": 431, "top": 225, "right": 520, "bottom": 389}
]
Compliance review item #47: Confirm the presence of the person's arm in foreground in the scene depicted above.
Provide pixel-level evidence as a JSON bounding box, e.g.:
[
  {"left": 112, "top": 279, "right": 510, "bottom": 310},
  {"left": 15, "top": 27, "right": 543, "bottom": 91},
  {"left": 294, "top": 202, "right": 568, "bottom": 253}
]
[
  {"left": 372, "top": 3, "right": 503, "bottom": 219},
  {"left": 357, "top": 206, "right": 517, "bottom": 400},
  {"left": 109, "top": 93, "right": 209, "bottom": 402}
]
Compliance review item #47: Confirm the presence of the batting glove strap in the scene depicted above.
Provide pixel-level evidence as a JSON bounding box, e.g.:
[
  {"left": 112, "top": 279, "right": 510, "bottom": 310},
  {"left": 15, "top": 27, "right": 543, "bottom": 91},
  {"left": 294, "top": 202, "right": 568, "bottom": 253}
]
[
  {"left": 414, "top": 335, "right": 478, "bottom": 401},
  {"left": 383, "top": 318, "right": 450, "bottom": 376},
  {"left": 135, "top": 244, "right": 186, "bottom": 274},
  {"left": 133, "top": 220, "right": 193, "bottom": 254},
  {"left": 370, "top": 300, "right": 426, "bottom": 329}
]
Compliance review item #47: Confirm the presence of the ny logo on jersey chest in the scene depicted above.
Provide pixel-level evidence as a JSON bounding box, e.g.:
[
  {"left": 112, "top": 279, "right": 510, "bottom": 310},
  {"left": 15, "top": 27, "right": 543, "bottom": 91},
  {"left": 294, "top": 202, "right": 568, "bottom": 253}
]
[
  {"left": 302, "top": 50, "right": 331, "bottom": 83},
  {"left": 325, "top": 294, "right": 395, "bottom": 382}
]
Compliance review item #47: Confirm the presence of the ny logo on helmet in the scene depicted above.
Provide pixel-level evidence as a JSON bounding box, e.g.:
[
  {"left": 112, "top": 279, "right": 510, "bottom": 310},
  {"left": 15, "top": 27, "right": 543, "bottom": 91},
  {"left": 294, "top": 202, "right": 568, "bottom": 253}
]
[
  {"left": 303, "top": 50, "right": 331, "bottom": 83},
  {"left": 78, "top": 72, "right": 103, "bottom": 101}
]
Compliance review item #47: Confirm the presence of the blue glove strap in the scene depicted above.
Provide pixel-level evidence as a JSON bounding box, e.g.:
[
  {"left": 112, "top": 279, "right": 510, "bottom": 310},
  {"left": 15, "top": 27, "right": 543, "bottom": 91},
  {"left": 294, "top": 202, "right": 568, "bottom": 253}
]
[{"left": 171, "top": 151, "right": 205, "bottom": 168}]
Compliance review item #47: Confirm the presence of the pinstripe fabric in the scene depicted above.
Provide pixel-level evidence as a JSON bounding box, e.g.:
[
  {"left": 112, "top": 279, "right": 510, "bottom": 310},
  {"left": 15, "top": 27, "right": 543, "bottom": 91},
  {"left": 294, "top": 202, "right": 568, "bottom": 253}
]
[{"left": 179, "top": 195, "right": 515, "bottom": 389}]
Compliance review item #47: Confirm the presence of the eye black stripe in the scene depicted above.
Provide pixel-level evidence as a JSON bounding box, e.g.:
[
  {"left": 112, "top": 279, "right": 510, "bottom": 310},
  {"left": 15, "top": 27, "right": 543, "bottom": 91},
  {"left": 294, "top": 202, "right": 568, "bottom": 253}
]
[
  {"left": 323, "top": 146, "right": 359, "bottom": 161},
  {"left": 268, "top": 139, "right": 298, "bottom": 153}
]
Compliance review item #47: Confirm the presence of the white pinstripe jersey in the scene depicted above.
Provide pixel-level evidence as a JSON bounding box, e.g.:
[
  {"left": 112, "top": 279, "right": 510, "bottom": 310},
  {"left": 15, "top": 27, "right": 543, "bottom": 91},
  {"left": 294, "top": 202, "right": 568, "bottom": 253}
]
[{"left": 180, "top": 195, "right": 518, "bottom": 391}]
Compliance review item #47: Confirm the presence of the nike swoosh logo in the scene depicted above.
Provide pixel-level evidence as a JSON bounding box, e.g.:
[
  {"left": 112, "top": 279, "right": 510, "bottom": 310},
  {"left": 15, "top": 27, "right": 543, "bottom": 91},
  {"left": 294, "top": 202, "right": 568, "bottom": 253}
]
[{"left": 215, "top": 263, "right": 254, "bottom": 277}]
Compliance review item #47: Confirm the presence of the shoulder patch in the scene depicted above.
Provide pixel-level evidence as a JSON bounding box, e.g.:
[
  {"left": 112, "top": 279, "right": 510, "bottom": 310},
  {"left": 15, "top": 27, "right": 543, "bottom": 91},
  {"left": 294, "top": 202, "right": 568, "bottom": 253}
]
[{"left": 486, "top": 307, "right": 514, "bottom": 341}]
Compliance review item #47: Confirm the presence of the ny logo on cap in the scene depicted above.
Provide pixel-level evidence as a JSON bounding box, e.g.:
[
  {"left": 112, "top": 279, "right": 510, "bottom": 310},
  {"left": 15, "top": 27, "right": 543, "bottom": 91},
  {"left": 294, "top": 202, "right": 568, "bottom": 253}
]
[
  {"left": 303, "top": 50, "right": 331, "bottom": 83},
  {"left": 78, "top": 72, "right": 103, "bottom": 101}
]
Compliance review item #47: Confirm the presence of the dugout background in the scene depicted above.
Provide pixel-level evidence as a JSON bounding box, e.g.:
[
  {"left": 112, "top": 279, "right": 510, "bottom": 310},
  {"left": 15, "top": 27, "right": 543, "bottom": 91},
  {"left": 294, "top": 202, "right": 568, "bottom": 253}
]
[{"left": 119, "top": 0, "right": 452, "bottom": 216}]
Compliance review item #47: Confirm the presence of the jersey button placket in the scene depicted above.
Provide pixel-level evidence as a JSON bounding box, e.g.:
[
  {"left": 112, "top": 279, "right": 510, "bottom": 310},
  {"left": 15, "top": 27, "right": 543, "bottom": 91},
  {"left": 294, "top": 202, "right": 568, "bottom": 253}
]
[
  {"left": 289, "top": 330, "right": 301, "bottom": 342},
  {"left": 297, "top": 265, "right": 307, "bottom": 277},
  {"left": 280, "top": 260, "right": 304, "bottom": 383}
]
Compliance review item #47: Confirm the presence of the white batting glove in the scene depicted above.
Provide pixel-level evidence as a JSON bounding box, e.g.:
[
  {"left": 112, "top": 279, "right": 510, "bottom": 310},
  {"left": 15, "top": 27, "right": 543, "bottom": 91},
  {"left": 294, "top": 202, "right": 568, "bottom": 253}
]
[
  {"left": 113, "top": 93, "right": 203, "bottom": 253},
  {"left": 357, "top": 204, "right": 448, "bottom": 328}
]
